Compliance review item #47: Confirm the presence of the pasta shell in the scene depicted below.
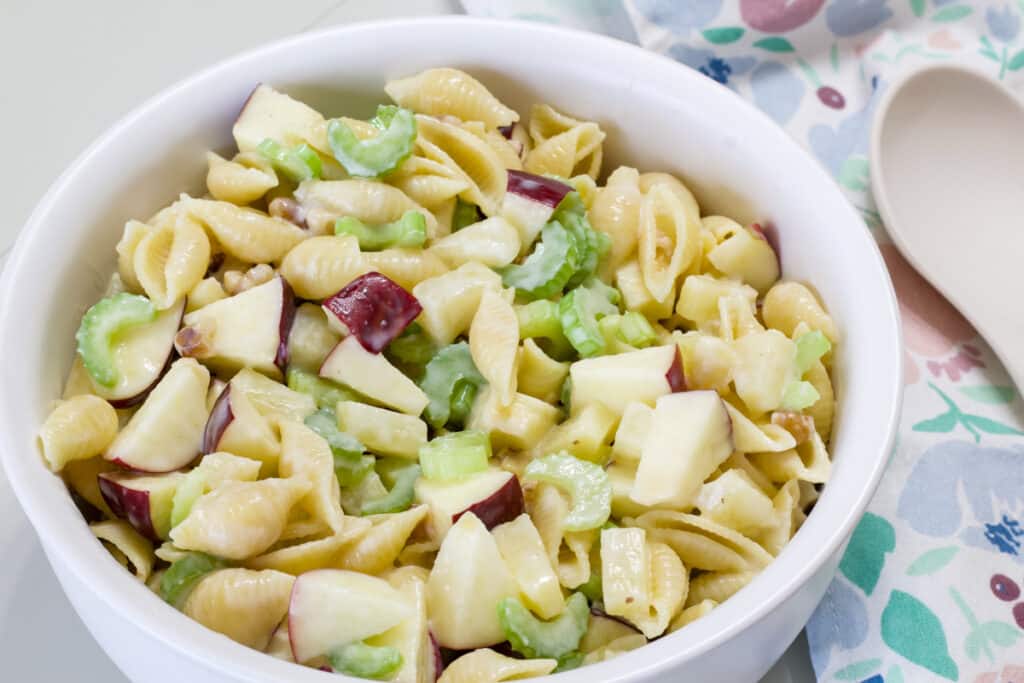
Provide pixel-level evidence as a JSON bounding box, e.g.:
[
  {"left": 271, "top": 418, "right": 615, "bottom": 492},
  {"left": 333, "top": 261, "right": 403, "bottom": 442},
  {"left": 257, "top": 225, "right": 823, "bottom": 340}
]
[
  {"left": 246, "top": 518, "right": 371, "bottom": 574},
  {"left": 182, "top": 568, "right": 294, "bottom": 650},
  {"left": 279, "top": 234, "right": 367, "bottom": 300},
  {"left": 387, "top": 155, "right": 471, "bottom": 215},
  {"left": 133, "top": 214, "right": 211, "bottom": 310},
  {"left": 724, "top": 402, "right": 797, "bottom": 453},
  {"left": 116, "top": 219, "right": 155, "bottom": 293},
  {"left": 668, "top": 599, "right": 717, "bottom": 633},
  {"left": 638, "top": 183, "right": 701, "bottom": 303},
  {"left": 415, "top": 115, "right": 507, "bottom": 217},
  {"left": 91, "top": 520, "right": 154, "bottom": 582},
  {"left": 39, "top": 395, "right": 118, "bottom": 472},
  {"left": 362, "top": 248, "right": 449, "bottom": 290},
  {"left": 630, "top": 541, "right": 687, "bottom": 638},
  {"left": 631, "top": 510, "right": 774, "bottom": 573},
  {"left": 205, "top": 151, "right": 278, "bottom": 205},
  {"left": 762, "top": 281, "right": 838, "bottom": 343},
  {"left": 185, "top": 196, "right": 306, "bottom": 264},
  {"left": 436, "top": 649, "right": 556, "bottom": 683},
  {"left": 686, "top": 570, "right": 757, "bottom": 607},
  {"left": 525, "top": 122, "right": 605, "bottom": 179},
  {"left": 429, "top": 216, "right": 520, "bottom": 269},
  {"left": 294, "top": 179, "right": 438, "bottom": 238},
  {"left": 516, "top": 338, "right": 569, "bottom": 405},
  {"left": 413, "top": 262, "right": 502, "bottom": 345},
  {"left": 591, "top": 167, "right": 642, "bottom": 277},
  {"left": 385, "top": 68, "right": 519, "bottom": 128},
  {"left": 469, "top": 288, "right": 520, "bottom": 407},
  {"left": 804, "top": 360, "right": 834, "bottom": 442},
  {"left": 336, "top": 505, "right": 429, "bottom": 575},
  {"left": 278, "top": 421, "right": 345, "bottom": 533}
]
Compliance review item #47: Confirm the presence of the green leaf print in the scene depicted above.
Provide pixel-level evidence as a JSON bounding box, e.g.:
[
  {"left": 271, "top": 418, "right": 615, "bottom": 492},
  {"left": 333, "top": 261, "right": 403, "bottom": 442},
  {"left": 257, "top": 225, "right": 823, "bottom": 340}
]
[
  {"left": 887, "top": 664, "right": 905, "bottom": 683},
  {"left": 839, "top": 513, "right": 895, "bottom": 596},
  {"left": 838, "top": 156, "right": 870, "bottom": 192},
  {"left": 959, "top": 385, "right": 1016, "bottom": 404},
  {"left": 881, "top": 590, "right": 959, "bottom": 680},
  {"left": 910, "top": 0, "right": 926, "bottom": 17},
  {"left": 931, "top": 5, "right": 973, "bottom": 23},
  {"left": 962, "top": 413, "right": 1024, "bottom": 436},
  {"left": 1009, "top": 48, "right": 1024, "bottom": 71},
  {"left": 834, "top": 659, "right": 882, "bottom": 680},
  {"left": 979, "top": 621, "right": 1021, "bottom": 647},
  {"left": 906, "top": 546, "right": 958, "bottom": 576},
  {"left": 702, "top": 27, "right": 744, "bottom": 44},
  {"left": 753, "top": 37, "right": 795, "bottom": 53},
  {"left": 913, "top": 410, "right": 958, "bottom": 433}
]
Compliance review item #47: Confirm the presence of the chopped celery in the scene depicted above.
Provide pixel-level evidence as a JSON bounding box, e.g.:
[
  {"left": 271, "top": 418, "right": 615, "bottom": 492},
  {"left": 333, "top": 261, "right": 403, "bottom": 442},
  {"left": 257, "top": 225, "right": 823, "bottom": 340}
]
[
  {"left": 500, "top": 221, "right": 579, "bottom": 300},
  {"left": 159, "top": 553, "right": 224, "bottom": 608},
  {"left": 170, "top": 469, "right": 207, "bottom": 528},
  {"left": 76, "top": 293, "right": 157, "bottom": 387},
  {"left": 578, "top": 570, "right": 602, "bottom": 604},
  {"left": 374, "top": 456, "right": 412, "bottom": 488},
  {"left": 386, "top": 322, "right": 437, "bottom": 368},
  {"left": 595, "top": 231, "right": 612, "bottom": 260},
  {"left": 516, "top": 300, "right": 574, "bottom": 360},
  {"left": 327, "top": 105, "right": 416, "bottom": 178},
  {"left": 327, "top": 641, "right": 403, "bottom": 680},
  {"left": 287, "top": 368, "right": 360, "bottom": 410},
  {"left": 555, "top": 652, "right": 585, "bottom": 673},
  {"left": 780, "top": 380, "right": 820, "bottom": 411},
  {"left": 334, "top": 210, "right": 427, "bottom": 251},
  {"left": 419, "top": 343, "right": 486, "bottom": 429},
  {"left": 452, "top": 198, "right": 482, "bottom": 231},
  {"left": 305, "top": 408, "right": 365, "bottom": 459},
  {"left": 449, "top": 380, "right": 478, "bottom": 425},
  {"left": 559, "top": 285, "right": 619, "bottom": 358},
  {"left": 361, "top": 464, "right": 420, "bottom": 515},
  {"left": 524, "top": 453, "right": 611, "bottom": 531},
  {"left": 419, "top": 430, "right": 491, "bottom": 481},
  {"left": 562, "top": 211, "right": 600, "bottom": 289},
  {"left": 618, "top": 311, "right": 657, "bottom": 348},
  {"left": 498, "top": 592, "right": 590, "bottom": 660},
  {"left": 552, "top": 190, "right": 586, "bottom": 220},
  {"left": 256, "top": 138, "right": 322, "bottom": 183},
  {"left": 794, "top": 330, "right": 831, "bottom": 375},
  {"left": 336, "top": 455, "right": 376, "bottom": 488}
]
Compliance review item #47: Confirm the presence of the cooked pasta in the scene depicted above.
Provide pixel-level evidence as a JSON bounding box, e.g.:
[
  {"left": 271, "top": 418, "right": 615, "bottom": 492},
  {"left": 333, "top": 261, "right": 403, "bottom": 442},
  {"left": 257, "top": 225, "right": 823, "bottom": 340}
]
[{"left": 45, "top": 69, "right": 838, "bottom": 681}]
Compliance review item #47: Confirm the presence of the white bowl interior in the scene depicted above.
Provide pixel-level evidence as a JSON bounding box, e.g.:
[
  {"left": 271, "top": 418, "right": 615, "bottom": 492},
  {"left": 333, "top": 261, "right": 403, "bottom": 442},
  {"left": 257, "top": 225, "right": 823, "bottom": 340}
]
[{"left": 0, "top": 18, "right": 902, "bottom": 683}]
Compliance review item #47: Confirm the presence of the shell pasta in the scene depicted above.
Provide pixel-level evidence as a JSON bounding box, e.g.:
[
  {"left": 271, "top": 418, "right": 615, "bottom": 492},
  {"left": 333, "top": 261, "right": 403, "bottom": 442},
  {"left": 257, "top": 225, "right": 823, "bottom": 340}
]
[{"left": 42, "top": 68, "right": 837, "bottom": 680}]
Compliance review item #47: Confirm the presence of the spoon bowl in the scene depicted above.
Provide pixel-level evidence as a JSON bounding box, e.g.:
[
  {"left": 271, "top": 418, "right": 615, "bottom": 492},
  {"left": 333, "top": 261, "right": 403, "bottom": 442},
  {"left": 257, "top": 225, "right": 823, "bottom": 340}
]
[{"left": 871, "top": 62, "right": 1024, "bottom": 389}]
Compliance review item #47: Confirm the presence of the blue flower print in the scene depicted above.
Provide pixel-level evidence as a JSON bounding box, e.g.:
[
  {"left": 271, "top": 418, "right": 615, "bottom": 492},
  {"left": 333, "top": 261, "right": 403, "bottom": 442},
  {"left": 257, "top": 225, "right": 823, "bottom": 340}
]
[
  {"left": 751, "top": 60, "right": 806, "bottom": 124},
  {"left": 806, "top": 577, "right": 870, "bottom": 672},
  {"left": 633, "top": 0, "right": 723, "bottom": 34},
  {"left": 807, "top": 87, "right": 882, "bottom": 176},
  {"left": 667, "top": 45, "right": 756, "bottom": 87},
  {"left": 987, "top": 4, "right": 1021, "bottom": 43},
  {"left": 825, "top": 0, "right": 894, "bottom": 37},
  {"left": 985, "top": 514, "right": 1024, "bottom": 555}
]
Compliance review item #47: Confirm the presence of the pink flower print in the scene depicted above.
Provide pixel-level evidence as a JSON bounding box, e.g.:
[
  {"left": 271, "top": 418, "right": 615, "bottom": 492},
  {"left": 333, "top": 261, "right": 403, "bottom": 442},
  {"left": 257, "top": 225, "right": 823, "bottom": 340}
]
[
  {"left": 740, "top": 0, "right": 824, "bottom": 33},
  {"left": 880, "top": 244, "right": 976, "bottom": 357},
  {"left": 928, "top": 29, "right": 962, "bottom": 50},
  {"left": 904, "top": 347, "right": 920, "bottom": 386},
  {"left": 974, "top": 665, "right": 1024, "bottom": 683},
  {"left": 925, "top": 345, "right": 984, "bottom": 382}
]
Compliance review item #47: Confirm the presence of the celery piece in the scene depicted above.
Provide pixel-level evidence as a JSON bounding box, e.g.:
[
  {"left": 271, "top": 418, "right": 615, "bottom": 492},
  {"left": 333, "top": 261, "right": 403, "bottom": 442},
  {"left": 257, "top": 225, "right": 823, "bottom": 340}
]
[
  {"left": 327, "top": 105, "right": 416, "bottom": 178},
  {"left": 305, "top": 408, "right": 365, "bottom": 459},
  {"left": 448, "top": 380, "right": 478, "bottom": 425},
  {"left": 561, "top": 211, "right": 600, "bottom": 289},
  {"left": 256, "top": 138, "right": 321, "bottom": 183},
  {"left": 335, "top": 455, "right": 375, "bottom": 488},
  {"left": 419, "top": 430, "right": 491, "bottom": 481},
  {"left": 578, "top": 570, "right": 602, "bottom": 604},
  {"left": 386, "top": 323, "right": 438, "bottom": 368},
  {"left": 76, "top": 293, "right": 157, "bottom": 387},
  {"left": 419, "top": 343, "right": 486, "bottom": 429},
  {"left": 452, "top": 198, "right": 482, "bottom": 231},
  {"left": 287, "top": 367, "right": 360, "bottom": 410},
  {"left": 780, "top": 381, "right": 821, "bottom": 411},
  {"left": 555, "top": 651, "right": 585, "bottom": 673},
  {"left": 159, "top": 553, "right": 224, "bottom": 608},
  {"left": 335, "top": 210, "right": 427, "bottom": 251},
  {"left": 500, "top": 221, "right": 580, "bottom": 300},
  {"left": 552, "top": 190, "right": 586, "bottom": 220},
  {"left": 498, "top": 592, "right": 590, "bottom": 660},
  {"left": 618, "top": 311, "right": 657, "bottom": 348},
  {"left": 361, "top": 464, "right": 420, "bottom": 515},
  {"left": 524, "top": 453, "right": 611, "bottom": 531},
  {"left": 170, "top": 469, "right": 206, "bottom": 529},
  {"left": 794, "top": 330, "right": 831, "bottom": 375},
  {"left": 559, "top": 284, "right": 619, "bottom": 358},
  {"left": 328, "top": 641, "right": 403, "bottom": 680},
  {"left": 516, "top": 300, "right": 574, "bottom": 360}
]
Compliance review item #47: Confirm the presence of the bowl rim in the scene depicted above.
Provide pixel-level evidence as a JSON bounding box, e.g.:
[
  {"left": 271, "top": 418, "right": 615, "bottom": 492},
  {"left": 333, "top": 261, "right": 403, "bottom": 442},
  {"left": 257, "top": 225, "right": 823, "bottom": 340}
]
[{"left": 0, "top": 16, "right": 903, "bottom": 683}]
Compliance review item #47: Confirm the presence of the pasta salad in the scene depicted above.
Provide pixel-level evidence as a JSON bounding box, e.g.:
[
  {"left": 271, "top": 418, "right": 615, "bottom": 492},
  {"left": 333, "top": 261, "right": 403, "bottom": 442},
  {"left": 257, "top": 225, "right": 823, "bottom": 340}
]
[{"left": 39, "top": 68, "right": 838, "bottom": 681}]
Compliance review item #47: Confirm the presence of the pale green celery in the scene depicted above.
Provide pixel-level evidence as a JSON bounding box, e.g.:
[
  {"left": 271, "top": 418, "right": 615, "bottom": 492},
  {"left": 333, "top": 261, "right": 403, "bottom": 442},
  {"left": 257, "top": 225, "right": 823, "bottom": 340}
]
[
  {"left": 618, "top": 311, "right": 657, "bottom": 348},
  {"left": 448, "top": 380, "right": 478, "bottom": 425},
  {"left": 159, "top": 553, "right": 224, "bottom": 608},
  {"left": 386, "top": 323, "right": 437, "bottom": 368},
  {"left": 76, "top": 293, "right": 157, "bottom": 387},
  {"left": 500, "top": 221, "right": 579, "bottom": 299},
  {"left": 452, "top": 198, "right": 481, "bottom": 231},
  {"left": 559, "top": 284, "right": 619, "bottom": 358},
  {"left": 327, "top": 641, "right": 403, "bottom": 680},
  {"left": 286, "top": 368, "right": 360, "bottom": 410},
  {"left": 361, "top": 464, "right": 420, "bottom": 515},
  {"left": 327, "top": 105, "right": 416, "bottom": 178},
  {"left": 305, "top": 408, "right": 365, "bottom": 458},
  {"left": 794, "top": 330, "right": 831, "bottom": 375},
  {"left": 419, "top": 430, "right": 491, "bottom": 481},
  {"left": 524, "top": 453, "right": 611, "bottom": 531},
  {"left": 780, "top": 381, "right": 821, "bottom": 411},
  {"left": 256, "top": 138, "right": 322, "bottom": 183},
  {"left": 170, "top": 469, "right": 206, "bottom": 529},
  {"left": 562, "top": 211, "right": 600, "bottom": 289},
  {"left": 334, "top": 210, "right": 427, "bottom": 250},
  {"left": 516, "top": 300, "right": 574, "bottom": 359},
  {"left": 419, "top": 343, "right": 486, "bottom": 429},
  {"left": 498, "top": 592, "right": 590, "bottom": 660}
]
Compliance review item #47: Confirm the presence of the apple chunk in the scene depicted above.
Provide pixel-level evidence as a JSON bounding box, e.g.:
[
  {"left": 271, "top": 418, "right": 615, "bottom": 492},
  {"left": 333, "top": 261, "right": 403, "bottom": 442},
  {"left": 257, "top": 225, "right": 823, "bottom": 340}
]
[
  {"left": 414, "top": 468, "right": 523, "bottom": 541},
  {"left": 233, "top": 84, "right": 328, "bottom": 154},
  {"left": 288, "top": 569, "right": 412, "bottom": 664},
  {"left": 425, "top": 512, "right": 518, "bottom": 649},
  {"left": 631, "top": 391, "right": 733, "bottom": 509},
  {"left": 105, "top": 358, "right": 211, "bottom": 472},
  {"left": 202, "top": 385, "right": 280, "bottom": 473},
  {"left": 319, "top": 335, "right": 428, "bottom": 416},
  {"left": 570, "top": 344, "right": 683, "bottom": 416},
  {"left": 98, "top": 471, "right": 185, "bottom": 540},
  {"left": 176, "top": 276, "right": 296, "bottom": 378}
]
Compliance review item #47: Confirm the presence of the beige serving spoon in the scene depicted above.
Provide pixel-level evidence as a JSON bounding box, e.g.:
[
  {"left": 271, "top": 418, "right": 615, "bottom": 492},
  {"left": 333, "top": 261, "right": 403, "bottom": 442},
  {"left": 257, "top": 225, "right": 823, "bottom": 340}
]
[{"left": 870, "top": 62, "right": 1024, "bottom": 390}]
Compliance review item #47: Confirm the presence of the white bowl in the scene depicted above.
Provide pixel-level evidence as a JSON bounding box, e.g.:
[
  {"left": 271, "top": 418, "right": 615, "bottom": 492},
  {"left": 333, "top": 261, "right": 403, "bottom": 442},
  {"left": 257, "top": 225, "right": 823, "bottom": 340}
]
[{"left": 0, "top": 17, "right": 902, "bottom": 683}]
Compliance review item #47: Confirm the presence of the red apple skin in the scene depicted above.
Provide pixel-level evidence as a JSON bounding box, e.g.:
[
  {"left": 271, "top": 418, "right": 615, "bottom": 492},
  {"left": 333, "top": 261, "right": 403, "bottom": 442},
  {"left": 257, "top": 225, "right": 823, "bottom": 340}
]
[
  {"left": 666, "top": 346, "right": 686, "bottom": 393},
  {"left": 506, "top": 170, "right": 573, "bottom": 208},
  {"left": 202, "top": 385, "right": 234, "bottom": 454},
  {"left": 234, "top": 83, "right": 262, "bottom": 126},
  {"left": 97, "top": 474, "right": 159, "bottom": 540},
  {"left": 275, "top": 279, "right": 297, "bottom": 372},
  {"left": 430, "top": 632, "right": 443, "bottom": 682},
  {"left": 451, "top": 476, "right": 524, "bottom": 531}
]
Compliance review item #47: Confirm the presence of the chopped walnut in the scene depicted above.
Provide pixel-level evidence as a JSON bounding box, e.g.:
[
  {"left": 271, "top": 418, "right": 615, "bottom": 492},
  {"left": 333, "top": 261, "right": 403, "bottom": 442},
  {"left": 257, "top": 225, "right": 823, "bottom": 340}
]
[
  {"left": 268, "top": 197, "right": 307, "bottom": 229},
  {"left": 770, "top": 411, "right": 816, "bottom": 445},
  {"left": 174, "top": 325, "right": 212, "bottom": 359},
  {"left": 223, "top": 263, "right": 276, "bottom": 296}
]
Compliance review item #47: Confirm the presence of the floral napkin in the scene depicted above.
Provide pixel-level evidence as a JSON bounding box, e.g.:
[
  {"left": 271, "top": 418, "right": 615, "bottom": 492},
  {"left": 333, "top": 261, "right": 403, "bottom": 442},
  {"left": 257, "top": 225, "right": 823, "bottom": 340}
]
[{"left": 460, "top": 2, "right": 1024, "bottom": 681}]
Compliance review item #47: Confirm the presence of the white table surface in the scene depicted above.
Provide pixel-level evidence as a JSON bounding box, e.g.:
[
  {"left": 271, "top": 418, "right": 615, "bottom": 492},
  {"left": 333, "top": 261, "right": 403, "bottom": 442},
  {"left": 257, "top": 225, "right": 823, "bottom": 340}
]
[{"left": 0, "top": 1, "right": 816, "bottom": 681}]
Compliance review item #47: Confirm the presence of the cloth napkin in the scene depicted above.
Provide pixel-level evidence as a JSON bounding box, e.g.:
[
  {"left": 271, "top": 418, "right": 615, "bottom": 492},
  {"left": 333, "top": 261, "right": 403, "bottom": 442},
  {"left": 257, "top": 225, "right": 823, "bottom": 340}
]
[{"left": 461, "top": 2, "right": 1024, "bottom": 681}]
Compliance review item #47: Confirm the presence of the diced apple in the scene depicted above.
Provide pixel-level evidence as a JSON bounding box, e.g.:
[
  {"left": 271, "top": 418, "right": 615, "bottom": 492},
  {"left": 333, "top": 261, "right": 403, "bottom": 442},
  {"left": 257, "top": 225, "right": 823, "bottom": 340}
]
[
  {"left": 366, "top": 568, "right": 431, "bottom": 683},
  {"left": 92, "top": 299, "right": 185, "bottom": 408},
  {"left": 289, "top": 569, "right": 413, "bottom": 664},
  {"left": 336, "top": 401, "right": 427, "bottom": 459},
  {"left": 322, "top": 272, "right": 422, "bottom": 354},
  {"left": 176, "top": 277, "right": 296, "bottom": 378},
  {"left": 319, "top": 336, "right": 428, "bottom": 416},
  {"left": 501, "top": 170, "right": 573, "bottom": 249},
  {"left": 286, "top": 303, "right": 341, "bottom": 372},
  {"left": 98, "top": 471, "right": 185, "bottom": 540},
  {"left": 426, "top": 513, "right": 518, "bottom": 649},
  {"left": 693, "top": 469, "right": 774, "bottom": 536},
  {"left": 105, "top": 358, "right": 210, "bottom": 472},
  {"left": 706, "top": 224, "right": 780, "bottom": 294},
  {"left": 611, "top": 402, "right": 654, "bottom": 464},
  {"left": 228, "top": 368, "right": 315, "bottom": 424},
  {"left": 532, "top": 402, "right": 618, "bottom": 463},
  {"left": 414, "top": 468, "right": 523, "bottom": 541},
  {"left": 467, "top": 386, "right": 560, "bottom": 451},
  {"left": 233, "top": 84, "right": 328, "bottom": 154},
  {"left": 606, "top": 461, "right": 657, "bottom": 519},
  {"left": 569, "top": 345, "right": 683, "bottom": 417},
  {"left": 492, "top": 514, "right": 564, "bottom": 619},
  {"left": 731, "top": 330, "right": 797, "bottom": 414},
  {"left": 202, "top": 385, "right": 281, "bottom": 473},
  {"left": 631, "top": 391, "right": 734, "bottom": 509}
]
